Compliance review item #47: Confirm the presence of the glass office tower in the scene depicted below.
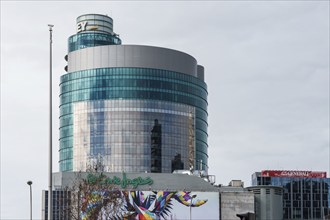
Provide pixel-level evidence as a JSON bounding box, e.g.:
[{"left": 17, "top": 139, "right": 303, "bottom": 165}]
[
  {"left": 252, "top": 170, "right": 330, "bottom": 220},
  {"left": 59, "top": 14, "right": 208, "bottom": 173}
]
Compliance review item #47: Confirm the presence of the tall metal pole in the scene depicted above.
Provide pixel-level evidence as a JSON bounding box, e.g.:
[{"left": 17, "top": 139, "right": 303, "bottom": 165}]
[
  {"left": 48, "top": 24, "right": 54, "bottom": 220},
  {"left": 27, "top": 181, "right": 33, "bottom": 220},
  {"left": 189, "top": 202, "right": 192, "bottom": 220},
  {"left": 189, "top": 195, "right": 196, "bottom": 220}
]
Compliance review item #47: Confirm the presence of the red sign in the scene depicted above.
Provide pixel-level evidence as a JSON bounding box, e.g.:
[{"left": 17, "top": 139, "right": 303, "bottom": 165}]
[{"left": 261, "top": 170, "right": 327, "bottom": 178}]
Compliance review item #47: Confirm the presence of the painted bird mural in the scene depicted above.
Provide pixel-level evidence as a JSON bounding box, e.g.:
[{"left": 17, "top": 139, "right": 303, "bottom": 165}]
[{"left": 123, "top": 191, "right": 208, "bottom": 219}]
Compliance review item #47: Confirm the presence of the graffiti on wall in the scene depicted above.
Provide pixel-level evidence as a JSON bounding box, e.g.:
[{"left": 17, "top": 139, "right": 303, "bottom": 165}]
[{"left": 81, "top": 190, "right": 218, "bottom": 220}]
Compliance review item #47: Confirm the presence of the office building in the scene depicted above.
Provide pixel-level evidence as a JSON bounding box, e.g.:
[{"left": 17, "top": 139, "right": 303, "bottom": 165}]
[
  {"left": 42, "top": 190, "right": 71, "bottom": 220},
  {"left": 59, "top": 13, "right": 208, "bottom": 174},
  {"left": 43, "top": 13, "right": 212, "bottom": 219},
  {"left": 252, "top": 170, "right": 330, "bottom": 220}
]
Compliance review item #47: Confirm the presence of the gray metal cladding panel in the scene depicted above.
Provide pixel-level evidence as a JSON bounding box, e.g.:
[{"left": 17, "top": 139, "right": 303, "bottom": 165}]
[
  {"left": 124, "top": 45, "right": 134, "bottom": 66},
  {"left": 108, "top": 45, "right": 117, "bottom": 65},
  {"left": 197, "top": 65, "right": 205, "bottom": 81},
  {"left": 68, "top": 45, "right": 198, "bottom": 76},
  {"left": 116, "top": 45, "right": 126, "bottom": 65},
  {"left": 94, "top": 46, "right": 101, "bottom": 67},
  {"left": 80, "top": 49, "right": 87, "bottom": 68},
  {"left": 100, "top": 46, "right": 109, "bottom": 63},
  {"left": 86, "top": 48, "right": 94, "bottom": 68}
]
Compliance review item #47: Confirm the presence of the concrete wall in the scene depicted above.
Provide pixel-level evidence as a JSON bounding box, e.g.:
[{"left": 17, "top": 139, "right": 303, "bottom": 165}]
[{"left": 220, "top": 191, "right": 255, "bottom": 220}]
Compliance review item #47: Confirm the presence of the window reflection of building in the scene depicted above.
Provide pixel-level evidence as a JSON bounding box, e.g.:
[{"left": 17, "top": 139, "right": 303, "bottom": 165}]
[
  {"left": 171, "top": 153, "right": 184, "bottom": 172},
  {"left": 151, "top": 119, "right": 162, "bottom": 173},
  {"left": 72, "top": 100, "right": 195, "bottom": 173}
]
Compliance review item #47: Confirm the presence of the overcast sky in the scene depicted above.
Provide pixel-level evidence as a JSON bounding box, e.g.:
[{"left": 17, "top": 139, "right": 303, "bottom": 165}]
[{"left": 1, "top": 1, "right": 329, "bottom": 219}]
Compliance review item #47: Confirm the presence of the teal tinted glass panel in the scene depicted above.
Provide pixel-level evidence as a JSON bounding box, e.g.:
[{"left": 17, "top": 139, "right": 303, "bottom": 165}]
[
  {"left": 59, "top": 67, "right": 208, "bottom": 172},
  {"left": 68, "top": 32, "right": 121, "bottom": 52},
  {"left": 196, "top": 151, "right": 208, "bottom": 170}
]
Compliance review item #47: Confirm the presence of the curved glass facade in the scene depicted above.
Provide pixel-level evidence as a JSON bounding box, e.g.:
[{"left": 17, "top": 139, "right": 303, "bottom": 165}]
[
  {"left": 68, "top": 32, "right": 121, "bottom": 52},
  {"left": 59, "top": 68, "right": 208, "bottom": 172},
  {"left": 60, "top": 14, "right": 208, "bottom": 174},
  {"left": 69, "top": 13, "right": 121, "bottom": 53},
  {"left": 77, "top": 14, "right": 114, "bottom": 34},
  {"left": 71, "top": 100, "right": 195, "bottom": 173}
]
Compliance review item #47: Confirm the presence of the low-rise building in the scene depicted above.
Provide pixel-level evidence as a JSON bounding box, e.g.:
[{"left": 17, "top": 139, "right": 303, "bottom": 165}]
[
  {"left": 43, "top": 171, "right": 220, "bottom": 219},
  {"left": 43, "top": 172, "right": 257, "bottom": 220},
  {"left": 252, "top": 170, "right": 330, "bottom": 220}
]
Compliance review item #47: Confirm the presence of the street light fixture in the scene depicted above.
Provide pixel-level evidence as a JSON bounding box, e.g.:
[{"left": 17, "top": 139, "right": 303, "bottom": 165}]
[
  {"left": 27, "top": 181, "right": 33, "bottom": 220},
  {"left": 189, "top": 194, "right": 197, "bottom": 220}
]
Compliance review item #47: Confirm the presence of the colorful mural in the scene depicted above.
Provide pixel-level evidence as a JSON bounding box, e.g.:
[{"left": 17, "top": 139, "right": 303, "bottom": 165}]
[
  {"left": 123, "top": 191, "right": 208, "bottom": 219},
  {"left": 80, "top": 190, "right": 218, "bottom": 220}
]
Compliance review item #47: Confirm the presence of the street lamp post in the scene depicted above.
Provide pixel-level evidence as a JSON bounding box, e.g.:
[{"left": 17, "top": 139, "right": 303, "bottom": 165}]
[
  {"left": 27, "top": 181, "right": 33, "bottom": 220},
  {"left": 189, "top": 195, "right": 197, "bottom": 220},
  {"left": 48, "top": 24, "right": 54, "bottom": 220}
]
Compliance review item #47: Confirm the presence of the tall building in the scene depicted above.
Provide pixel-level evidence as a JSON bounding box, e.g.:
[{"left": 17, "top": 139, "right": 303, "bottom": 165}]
[
  {"left": 59, "top": 14, "right": 208, "bottom": 173},
  {"left": 43, "top": 12, "right": 263, "bottom": 220},
  {"left": 42, "top": 190, "right": 71, "bottom": 220},
  {"left": 252, "top": 170, "right": 330, "bottom": 220}
]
